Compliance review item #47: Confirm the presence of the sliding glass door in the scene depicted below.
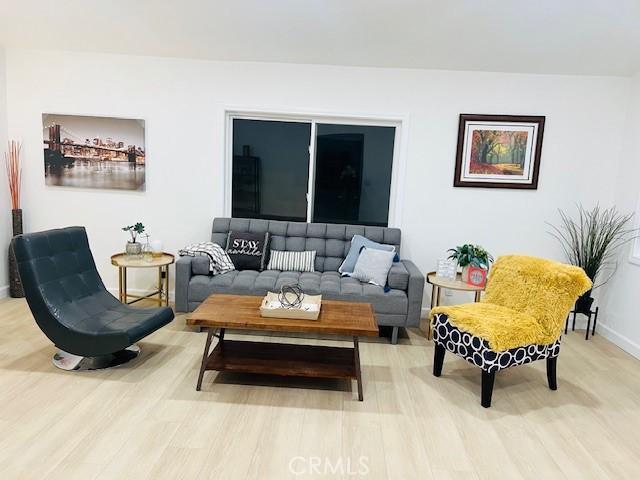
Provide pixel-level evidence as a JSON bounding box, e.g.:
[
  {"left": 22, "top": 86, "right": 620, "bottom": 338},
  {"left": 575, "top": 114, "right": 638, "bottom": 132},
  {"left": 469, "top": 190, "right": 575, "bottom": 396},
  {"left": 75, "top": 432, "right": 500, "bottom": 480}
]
[
  {"left": 230, "top": 116, "right": 396, "bottom": 227},
  {"left": 313, "top": 123, "right": 395, "bottom": 226},
  {"left": 232, "top": 119, "right": 310, "bottom": 221}
]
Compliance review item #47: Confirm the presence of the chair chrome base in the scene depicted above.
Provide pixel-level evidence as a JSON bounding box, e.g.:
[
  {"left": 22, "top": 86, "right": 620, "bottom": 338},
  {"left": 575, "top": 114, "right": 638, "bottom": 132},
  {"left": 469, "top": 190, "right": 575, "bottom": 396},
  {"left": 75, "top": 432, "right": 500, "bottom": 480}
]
[{"left": 52, "top": 344, "right": 141, "bottom": 371}]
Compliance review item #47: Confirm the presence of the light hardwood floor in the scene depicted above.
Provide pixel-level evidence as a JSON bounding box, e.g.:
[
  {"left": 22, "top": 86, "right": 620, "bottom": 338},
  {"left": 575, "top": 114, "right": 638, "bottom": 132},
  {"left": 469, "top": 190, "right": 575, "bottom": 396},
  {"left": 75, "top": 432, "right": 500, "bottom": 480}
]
[{"left": 1, "top": 297, "right": 639, "bottom": 479}]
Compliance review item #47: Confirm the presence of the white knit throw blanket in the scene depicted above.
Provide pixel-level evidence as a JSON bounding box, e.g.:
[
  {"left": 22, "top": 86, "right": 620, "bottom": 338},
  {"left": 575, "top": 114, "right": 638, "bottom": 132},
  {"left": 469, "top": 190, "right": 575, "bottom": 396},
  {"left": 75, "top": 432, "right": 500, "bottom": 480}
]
[{"left": 178, "top": 242, "right": 235, "bottom": 274}]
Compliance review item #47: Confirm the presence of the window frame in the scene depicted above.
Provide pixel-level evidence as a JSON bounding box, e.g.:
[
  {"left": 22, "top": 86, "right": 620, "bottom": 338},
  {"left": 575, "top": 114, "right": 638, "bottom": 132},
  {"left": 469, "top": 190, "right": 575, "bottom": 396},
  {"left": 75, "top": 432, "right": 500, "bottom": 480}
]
[{"left": 224, "top": 108, "right": 407, "bottom": 227}]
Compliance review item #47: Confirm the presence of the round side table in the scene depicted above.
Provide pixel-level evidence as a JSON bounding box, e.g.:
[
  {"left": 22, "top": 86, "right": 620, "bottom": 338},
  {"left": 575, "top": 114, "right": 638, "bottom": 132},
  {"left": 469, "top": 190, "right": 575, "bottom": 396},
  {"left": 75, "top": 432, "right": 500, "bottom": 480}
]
[
  {"left": 426, "top": 271, "right": 485, "bottom": 340},
  {"left": 111, "top": 253, "right": 175, "bottom": 306}
]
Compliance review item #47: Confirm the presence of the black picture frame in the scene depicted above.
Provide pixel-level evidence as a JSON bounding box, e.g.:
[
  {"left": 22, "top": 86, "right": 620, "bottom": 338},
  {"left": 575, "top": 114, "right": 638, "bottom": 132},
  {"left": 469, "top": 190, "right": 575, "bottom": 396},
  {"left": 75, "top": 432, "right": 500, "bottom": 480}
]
[{"left": 453, "top": 114, "right": 545, "bottom": 190}]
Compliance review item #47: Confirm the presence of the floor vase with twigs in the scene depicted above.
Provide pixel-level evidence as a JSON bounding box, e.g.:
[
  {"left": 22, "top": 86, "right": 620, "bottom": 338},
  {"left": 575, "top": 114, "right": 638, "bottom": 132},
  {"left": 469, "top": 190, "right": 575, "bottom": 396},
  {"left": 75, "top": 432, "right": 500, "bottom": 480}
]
[
  {"left": 5, "top": 140, "right": 24, "bottom": 298},
  {"left": 9, "top": 209, "right": 24, "bottom": 297}
]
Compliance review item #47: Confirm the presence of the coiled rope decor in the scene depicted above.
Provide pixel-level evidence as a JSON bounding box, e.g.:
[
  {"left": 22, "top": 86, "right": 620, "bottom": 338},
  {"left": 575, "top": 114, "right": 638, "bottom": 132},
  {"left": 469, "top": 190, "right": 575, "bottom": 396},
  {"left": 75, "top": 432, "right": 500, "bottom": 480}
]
[{"left": 278, "top": 284, "right": 305, "bottom": 309}]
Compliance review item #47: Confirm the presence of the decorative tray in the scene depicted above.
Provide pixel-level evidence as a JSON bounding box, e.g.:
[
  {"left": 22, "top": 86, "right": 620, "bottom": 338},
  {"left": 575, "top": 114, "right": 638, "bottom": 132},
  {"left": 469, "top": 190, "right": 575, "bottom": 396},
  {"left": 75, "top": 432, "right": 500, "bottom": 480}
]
[{"left": 259, "top": 292, "right": 322, "bottom": 320}]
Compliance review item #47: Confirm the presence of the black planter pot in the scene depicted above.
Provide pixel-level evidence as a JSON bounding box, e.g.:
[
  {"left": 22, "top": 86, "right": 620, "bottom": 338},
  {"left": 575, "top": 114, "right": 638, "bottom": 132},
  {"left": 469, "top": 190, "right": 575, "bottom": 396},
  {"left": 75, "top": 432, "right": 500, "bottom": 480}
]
[
  {"left": 8, "top": 208, "right": 25, "bottom": 298},
  {"left": 575, "top": 289, "right": 594, "bottom": 315}
]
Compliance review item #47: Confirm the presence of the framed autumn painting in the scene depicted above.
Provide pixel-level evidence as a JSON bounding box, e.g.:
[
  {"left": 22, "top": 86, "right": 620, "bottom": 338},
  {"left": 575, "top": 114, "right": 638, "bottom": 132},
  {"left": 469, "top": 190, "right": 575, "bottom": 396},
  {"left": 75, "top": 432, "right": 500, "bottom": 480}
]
[{"left": 454, "top": 114, "right": 545, "bottom": 189}]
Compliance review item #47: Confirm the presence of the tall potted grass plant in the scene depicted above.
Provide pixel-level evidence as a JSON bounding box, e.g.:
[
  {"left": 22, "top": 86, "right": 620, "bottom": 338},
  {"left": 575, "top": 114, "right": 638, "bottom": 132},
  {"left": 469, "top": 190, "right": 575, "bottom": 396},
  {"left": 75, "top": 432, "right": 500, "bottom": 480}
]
[{"left": 548, "top": 204, "right": 638, "bottom": 314}]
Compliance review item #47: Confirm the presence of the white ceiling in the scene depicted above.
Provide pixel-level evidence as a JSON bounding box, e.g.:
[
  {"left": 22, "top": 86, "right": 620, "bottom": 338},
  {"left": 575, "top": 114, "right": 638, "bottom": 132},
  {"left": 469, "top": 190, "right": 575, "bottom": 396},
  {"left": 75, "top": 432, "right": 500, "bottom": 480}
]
[{"left": 2, "top": 0, "right": 640, "bottom": 76}]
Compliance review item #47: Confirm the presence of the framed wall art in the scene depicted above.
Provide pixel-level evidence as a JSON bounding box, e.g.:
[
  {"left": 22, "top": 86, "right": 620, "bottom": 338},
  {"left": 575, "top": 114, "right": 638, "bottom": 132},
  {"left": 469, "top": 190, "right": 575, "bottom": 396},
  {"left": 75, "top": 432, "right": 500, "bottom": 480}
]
[
  {"left": 453, "top": 114, "right": 545, "bottom": 189},
  {"left": 42, "top": 113, "right": 146, "bottom": 191}
]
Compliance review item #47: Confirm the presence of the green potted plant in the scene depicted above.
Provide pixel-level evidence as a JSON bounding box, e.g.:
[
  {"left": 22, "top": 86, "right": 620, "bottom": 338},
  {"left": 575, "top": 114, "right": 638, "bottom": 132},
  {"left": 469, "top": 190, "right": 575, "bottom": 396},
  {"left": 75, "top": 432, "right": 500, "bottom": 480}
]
[
  {"left": 548, "top": 205, "right": 637, "bottom": 314},
  {"left": 122, "top": 222, "right": 145, "bottom": 256},
  {"left": 447, "top": 243, "right": 494, "bottom": 283}
]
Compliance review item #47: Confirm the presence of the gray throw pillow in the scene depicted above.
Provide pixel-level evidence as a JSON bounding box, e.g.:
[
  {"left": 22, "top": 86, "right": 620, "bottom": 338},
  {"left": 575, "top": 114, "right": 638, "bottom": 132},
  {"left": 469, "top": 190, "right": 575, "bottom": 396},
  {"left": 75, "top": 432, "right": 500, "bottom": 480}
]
[
  {"left": 338, "top": 235, "right": 396, "bottom": 276},
  {"left": 351, "top": 247, "right": 395, "bottom": 287}
]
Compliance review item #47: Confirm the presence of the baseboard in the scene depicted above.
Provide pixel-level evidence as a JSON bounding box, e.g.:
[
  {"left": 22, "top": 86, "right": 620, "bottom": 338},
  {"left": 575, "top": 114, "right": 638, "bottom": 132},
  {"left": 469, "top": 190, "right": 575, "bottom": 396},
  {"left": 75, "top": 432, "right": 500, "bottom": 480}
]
[
  {"left": 597, "top": 323, "right": 640, "bottom": 360},
  {"left": 107, "top": 286, "right": 175, "bottom": 303},
  {"left": 0, "top": 285, "right": 8, "bottom": 299}
]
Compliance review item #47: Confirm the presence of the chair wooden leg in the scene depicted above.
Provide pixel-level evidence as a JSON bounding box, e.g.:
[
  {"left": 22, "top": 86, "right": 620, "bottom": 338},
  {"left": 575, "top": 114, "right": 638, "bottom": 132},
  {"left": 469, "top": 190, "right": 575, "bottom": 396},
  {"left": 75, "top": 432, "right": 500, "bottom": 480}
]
[
  {"left": 547, "top": 356, "right": 558, "bottom": 391},
  {"left": 481, "top": 370, "right": 495, "bottom": 408},
  {"left": 433, "top": 343, "right": 445, "bottom": 377}
]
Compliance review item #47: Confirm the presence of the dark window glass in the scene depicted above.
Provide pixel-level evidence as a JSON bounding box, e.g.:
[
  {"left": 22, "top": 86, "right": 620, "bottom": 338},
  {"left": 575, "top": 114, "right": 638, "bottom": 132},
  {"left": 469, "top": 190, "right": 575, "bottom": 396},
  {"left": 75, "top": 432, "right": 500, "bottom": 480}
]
[
  {"left": 232, "top": 119, "right": 310, "bottom": 222},
  {"left": 313, "top": 124, "right": 395, "bottom": 227}
]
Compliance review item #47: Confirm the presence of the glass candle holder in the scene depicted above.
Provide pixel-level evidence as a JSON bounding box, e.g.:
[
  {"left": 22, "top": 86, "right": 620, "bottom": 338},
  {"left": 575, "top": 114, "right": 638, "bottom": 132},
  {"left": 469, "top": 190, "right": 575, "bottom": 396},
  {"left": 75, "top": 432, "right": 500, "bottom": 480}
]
[{"left": 151, "top": 239, "right": 163, "bottom": 257}]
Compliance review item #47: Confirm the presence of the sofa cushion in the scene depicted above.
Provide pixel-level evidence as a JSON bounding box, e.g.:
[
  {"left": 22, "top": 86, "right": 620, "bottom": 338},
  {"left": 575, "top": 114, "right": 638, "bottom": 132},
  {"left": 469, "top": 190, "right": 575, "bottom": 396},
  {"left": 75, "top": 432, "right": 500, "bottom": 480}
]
[
  {"left": 188, "top": 270, "right": 407, "bottom": 315},
  {"left": 191, "top": 256, "right": 211, "bottom": 275},
  {"left": 211, "top": 218, "right": 401, "bottom": 272},
  {"left": 387, "top": 262, "right": 409, "bottom": 290}
]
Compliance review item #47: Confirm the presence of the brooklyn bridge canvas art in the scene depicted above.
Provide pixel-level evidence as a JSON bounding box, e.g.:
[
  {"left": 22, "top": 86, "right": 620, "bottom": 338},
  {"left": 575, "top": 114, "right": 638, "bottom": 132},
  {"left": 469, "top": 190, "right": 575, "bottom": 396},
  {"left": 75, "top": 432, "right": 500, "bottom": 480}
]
[{"left": 42, "top": 114, "right": 146, "bottom": 191}]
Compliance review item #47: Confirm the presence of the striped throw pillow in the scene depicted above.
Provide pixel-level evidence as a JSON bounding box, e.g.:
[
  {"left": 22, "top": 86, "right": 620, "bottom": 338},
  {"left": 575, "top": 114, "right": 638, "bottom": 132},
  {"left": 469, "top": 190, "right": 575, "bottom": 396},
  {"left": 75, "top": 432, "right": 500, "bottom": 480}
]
[{"left": 267, "top": 250, "right": 316, "bottom": 272}]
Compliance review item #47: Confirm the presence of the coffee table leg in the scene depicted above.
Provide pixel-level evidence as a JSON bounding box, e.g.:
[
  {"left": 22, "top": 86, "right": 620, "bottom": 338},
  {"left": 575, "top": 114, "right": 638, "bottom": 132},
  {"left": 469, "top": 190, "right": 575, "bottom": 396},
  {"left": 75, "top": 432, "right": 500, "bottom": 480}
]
[
  {"left": 354, "top": 336, "right": 363, "bottom": 401},
  {"left": 196, "top": 328, "right": 215, "bottom": 391}
]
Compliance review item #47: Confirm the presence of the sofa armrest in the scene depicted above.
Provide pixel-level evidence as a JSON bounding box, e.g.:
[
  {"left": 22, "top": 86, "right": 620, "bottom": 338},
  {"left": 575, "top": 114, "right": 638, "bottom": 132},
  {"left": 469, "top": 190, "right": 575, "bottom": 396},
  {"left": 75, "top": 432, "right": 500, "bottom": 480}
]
[
  {"left": 175, "top": 256, "right": 193, "bottom": 312},
  {"left": 401, "top": 259, "right": 425, "bottom": 327},
  {"left": 388, "top": 262, "right": 409, "bottom": 290}
]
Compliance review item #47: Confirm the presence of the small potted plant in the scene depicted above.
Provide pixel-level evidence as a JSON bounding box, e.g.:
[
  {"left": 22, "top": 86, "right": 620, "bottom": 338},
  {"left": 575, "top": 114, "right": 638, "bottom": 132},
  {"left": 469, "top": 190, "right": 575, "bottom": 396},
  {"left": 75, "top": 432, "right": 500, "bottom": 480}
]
[
  {"left": 447, "top": 243, "right": 494, "bottom": 285},
  {"left": 548, "top": 205, "right": 637, "bottom": 314},
  {"left": 122, "top": 222, "right": 145, "bottom": 256}
]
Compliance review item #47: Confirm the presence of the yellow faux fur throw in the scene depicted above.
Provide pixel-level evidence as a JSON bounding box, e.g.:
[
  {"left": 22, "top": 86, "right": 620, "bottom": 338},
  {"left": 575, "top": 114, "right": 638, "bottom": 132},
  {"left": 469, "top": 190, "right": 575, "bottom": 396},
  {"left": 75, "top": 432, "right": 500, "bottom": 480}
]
[{"left": 430, "top": 255, "right": 592, "bottom": 351}]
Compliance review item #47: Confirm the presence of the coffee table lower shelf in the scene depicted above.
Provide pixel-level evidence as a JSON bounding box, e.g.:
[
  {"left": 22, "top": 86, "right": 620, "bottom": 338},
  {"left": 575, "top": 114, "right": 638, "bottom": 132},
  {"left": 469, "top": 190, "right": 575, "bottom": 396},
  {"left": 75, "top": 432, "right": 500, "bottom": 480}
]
[{"left": 195, "top": 329, "right": 365, "bottom": 400}]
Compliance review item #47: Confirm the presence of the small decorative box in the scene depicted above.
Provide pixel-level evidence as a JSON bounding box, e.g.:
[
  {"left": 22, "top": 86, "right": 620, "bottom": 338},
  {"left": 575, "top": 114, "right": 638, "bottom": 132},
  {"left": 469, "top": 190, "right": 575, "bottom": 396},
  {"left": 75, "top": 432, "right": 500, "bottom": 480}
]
[{"left": 466, "top": 266, "right": 488, "bottom": 288}]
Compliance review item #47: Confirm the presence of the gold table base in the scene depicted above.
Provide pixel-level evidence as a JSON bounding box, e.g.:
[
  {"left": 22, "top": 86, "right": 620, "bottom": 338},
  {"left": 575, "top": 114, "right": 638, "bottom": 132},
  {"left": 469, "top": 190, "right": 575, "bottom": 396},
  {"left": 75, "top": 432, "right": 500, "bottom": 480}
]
[
  {"left": 111, "top": 252, "right": 175, "bottom": 307},
  {"left": 117, "top": 265, "right": 170, "bottom": 306}
]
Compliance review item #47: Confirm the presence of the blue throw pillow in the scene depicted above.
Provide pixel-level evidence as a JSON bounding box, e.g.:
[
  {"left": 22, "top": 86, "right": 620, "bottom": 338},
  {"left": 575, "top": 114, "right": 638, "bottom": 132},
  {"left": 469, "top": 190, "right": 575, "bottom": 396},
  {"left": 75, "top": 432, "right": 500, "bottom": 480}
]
[{"left": 339, "top": 235, "right": 396, "bottom": 276}]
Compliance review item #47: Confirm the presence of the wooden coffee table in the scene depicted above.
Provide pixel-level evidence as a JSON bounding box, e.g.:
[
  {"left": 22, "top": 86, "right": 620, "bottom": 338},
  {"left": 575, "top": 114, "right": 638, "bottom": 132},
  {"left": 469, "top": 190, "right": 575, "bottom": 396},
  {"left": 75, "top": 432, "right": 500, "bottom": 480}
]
[{"left": 187, "top": 294, "right": 378, "bottom": 400}]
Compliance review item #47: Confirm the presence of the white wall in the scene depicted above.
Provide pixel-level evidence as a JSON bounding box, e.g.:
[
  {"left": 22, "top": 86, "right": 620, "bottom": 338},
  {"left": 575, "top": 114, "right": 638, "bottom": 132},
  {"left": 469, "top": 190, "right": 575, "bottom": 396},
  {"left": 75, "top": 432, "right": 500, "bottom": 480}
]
[
  {"left": 600, "top": 73, "right": 640, "bottom": 358},
  {"left": 3, "top": 49, "right": 631, "bottom": 312},
  {"left": 0, "top": 48, "right": 9, "bottom": 296}
]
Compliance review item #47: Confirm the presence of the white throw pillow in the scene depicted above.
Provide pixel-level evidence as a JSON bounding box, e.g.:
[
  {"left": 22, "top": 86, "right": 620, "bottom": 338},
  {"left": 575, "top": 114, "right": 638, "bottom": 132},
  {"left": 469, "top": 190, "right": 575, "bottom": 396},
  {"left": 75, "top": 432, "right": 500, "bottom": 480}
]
[
  {"left": 267, "top": 250, "right": 316, "bottom": 272},
  {"left": 351, "top": 247, "right": 395, "bottom": 286}
]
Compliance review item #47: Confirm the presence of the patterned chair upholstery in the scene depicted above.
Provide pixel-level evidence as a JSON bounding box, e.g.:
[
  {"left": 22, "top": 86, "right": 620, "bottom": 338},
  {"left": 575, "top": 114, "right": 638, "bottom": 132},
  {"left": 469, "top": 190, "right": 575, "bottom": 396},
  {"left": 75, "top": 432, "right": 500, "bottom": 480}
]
[
  {"left": 432, "top": 313, "right": 562, "bottom": 374},
  {"left": 430, "top": 255, "right": 591, "bottom": 408}
]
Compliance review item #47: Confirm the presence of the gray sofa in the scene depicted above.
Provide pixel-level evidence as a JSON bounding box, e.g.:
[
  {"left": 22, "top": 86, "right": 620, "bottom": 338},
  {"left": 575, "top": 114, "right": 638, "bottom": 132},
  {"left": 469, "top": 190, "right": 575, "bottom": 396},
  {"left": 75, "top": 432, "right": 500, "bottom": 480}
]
[{"left": 175, "top": 218, "right": 424, "bottom": 343}]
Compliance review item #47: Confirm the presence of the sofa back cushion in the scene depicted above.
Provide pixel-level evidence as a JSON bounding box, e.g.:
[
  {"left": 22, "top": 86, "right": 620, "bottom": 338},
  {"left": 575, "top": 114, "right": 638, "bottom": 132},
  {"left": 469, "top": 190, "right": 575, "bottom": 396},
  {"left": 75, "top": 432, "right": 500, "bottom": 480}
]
[{"left": 211, "top": 218, "right": 401, "bottom": 273}]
